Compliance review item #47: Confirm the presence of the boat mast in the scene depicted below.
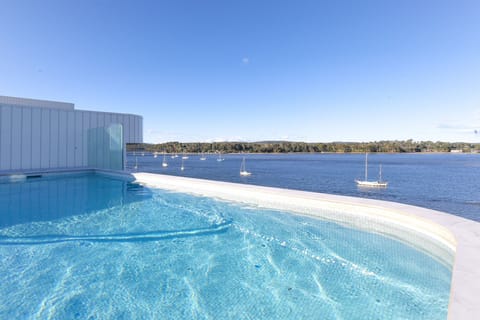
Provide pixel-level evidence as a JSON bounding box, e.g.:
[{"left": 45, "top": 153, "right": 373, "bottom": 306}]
[
  {"left": 379, "top": 164, "right": 383, "bottom": 182},
  {"left": 365, "top": 153, "right": 368, "bottom": 181}
]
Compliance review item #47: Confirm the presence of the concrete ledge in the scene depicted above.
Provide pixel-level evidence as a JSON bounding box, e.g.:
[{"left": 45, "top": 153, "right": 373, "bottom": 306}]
[
  {"left": 132, "top": 172, "right": 480, "bottom": 320},
  {"left": 0, "top": 168, "right": 134, "bottom": 182},
  {"left": 0, "top": 95, "right": 74, "bottom": 110}
]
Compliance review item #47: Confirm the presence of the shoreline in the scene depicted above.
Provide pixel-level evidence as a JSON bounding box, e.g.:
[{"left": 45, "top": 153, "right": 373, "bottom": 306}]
[{"left": 126, "top": 151, "right": 479, "bottom": 155}]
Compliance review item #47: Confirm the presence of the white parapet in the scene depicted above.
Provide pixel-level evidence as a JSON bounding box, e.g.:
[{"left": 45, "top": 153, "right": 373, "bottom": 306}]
[
  {"left": 0, "top": 95, "right": 74, "bottom": 110},
  {"left": 132, "top": 172, "right": 480, "bottom": 320}
]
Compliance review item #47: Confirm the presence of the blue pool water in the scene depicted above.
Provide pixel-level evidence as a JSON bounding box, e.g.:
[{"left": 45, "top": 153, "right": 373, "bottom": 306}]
[
  {"left": 128, "top": 153, "right": 480, "bottom": 221},
  {"left": 0, "top": 174, "right": 450, "bottom": 319}
]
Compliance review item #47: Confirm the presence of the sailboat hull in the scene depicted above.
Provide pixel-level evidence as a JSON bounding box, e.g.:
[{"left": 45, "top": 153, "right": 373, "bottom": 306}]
[{"left": 355, "top": 180, "right": 388, "bottom": 187}]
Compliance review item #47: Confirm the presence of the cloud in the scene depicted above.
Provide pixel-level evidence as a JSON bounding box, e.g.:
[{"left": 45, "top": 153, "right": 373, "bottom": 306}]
[
  {"left": 145, "top": 129, "right": 251, "bottom": 143},
  {"left": 437, "top": 123, "right": 474, "bottom": 130},
  {"left": 437, "top": 123, "right": 479, "bottom": 131},
  {"left": 436, "top": 123, "right": 479, "bottom": 139},
  {"left": 437, "top": 110, "right": 480, "bottom": 134},
  {"left": 145, "top": 129, "right": 185, "bottom": 143},
  {"left": 205, "top": 136, "right": 247, "bottom": 143}
]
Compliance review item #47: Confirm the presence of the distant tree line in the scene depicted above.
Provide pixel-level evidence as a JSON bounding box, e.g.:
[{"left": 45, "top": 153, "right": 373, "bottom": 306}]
[{"left": 127, "top": 140, "right": 480, "bottom": 153}]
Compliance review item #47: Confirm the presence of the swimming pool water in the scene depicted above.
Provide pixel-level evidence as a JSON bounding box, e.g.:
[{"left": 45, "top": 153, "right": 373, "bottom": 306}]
[{"left": 0, "top": 174, "right": 451, "bottom": 319}]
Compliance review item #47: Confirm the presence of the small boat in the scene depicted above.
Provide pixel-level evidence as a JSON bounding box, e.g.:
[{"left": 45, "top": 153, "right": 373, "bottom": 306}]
[
  {"left": 355, "top": 153, "right": 387, "bottom": 187},
  {"left": 153, "top": 152, "right": 158, "bottom": 158},
  {"left": 217, "top": 152, "right": 225, "bottom": 162},
  {"left": 171, "top": 153, "right": 178, "bottom": 159},
  {"left": 134, "top": 157, "right": 138, "bottom": 170},
  {"left": 182, "top": 152, "right": 189, "bottom": 160},
  {"left": 180, "top": 157, "right": 185, "bottom": 171},
  {"left": 240, "top": 157, "right": 251, "bottom": 176},
  {"left": 200, "top": 152, "right": 206, "bottom": 161},
  {"left": 162, "top": 153, "right": 168, "bottom": 167}
]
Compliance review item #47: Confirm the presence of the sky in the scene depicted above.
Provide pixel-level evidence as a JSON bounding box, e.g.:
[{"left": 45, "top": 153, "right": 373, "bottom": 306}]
[{"left": 1, "top": 0, "right": 479, "bottom": 143}]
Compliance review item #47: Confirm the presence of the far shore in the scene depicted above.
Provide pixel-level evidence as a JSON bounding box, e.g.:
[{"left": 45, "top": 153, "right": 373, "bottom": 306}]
[
  {"left": 127, "top": 140, "right": 480, "bottom": 154},
  {"left": 127, "top": 150, "right": 479, "bottom": 155}
]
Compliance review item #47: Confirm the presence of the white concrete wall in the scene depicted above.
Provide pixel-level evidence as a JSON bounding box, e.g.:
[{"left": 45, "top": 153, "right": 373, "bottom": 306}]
[{"left": 0, "top": 103, "right": 142, "bottom": 172}]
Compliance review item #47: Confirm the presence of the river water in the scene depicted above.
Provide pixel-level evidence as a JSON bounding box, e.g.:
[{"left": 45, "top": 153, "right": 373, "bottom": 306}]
[{"left": 127, "top": 153, "right": 480, "bottom": 222}]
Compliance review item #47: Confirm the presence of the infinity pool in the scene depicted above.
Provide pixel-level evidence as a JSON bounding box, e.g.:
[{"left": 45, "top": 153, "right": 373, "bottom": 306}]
[{"left": 0, "top": 173, "right": 451, "bottom": 319}]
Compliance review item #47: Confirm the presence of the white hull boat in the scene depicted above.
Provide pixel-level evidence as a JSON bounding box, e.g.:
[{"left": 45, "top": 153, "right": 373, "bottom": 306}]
[
  {"left": 355, "top": 153, "right": 387, "bottom": 188},
  {"left": 240, "top": 157, "right": 251, "bottom": 176},
  {"left": 162, "top": 153, "right": 168, "bottom": 167}
]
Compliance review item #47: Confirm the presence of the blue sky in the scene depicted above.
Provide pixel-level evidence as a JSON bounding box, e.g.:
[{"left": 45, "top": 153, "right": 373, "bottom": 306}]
[{"left": 1, "top": 0, "right": 479, "bottom": 143}]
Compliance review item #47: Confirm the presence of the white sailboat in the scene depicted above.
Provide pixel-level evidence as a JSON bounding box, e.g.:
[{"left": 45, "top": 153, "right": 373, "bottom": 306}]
[
  {"left": 355, "top": 153, "right": 387, "bottom": 187},
  {"left": 153, "top": 152, "right": 158, "bottom": 158},
  {"left": 134, "top": 157, "right": 138, "bottom": 170},
  {"left": 180, "top": 157, "right": 185, "bottom": 171},
  {"left": 240, "top": 157, "right": 251, "bottom": 176},
  {"left": 200, "top": 152, "right": 206, "bottom": 160},
  {"left": 182, "top": 152, "right": 189, "bottom": 160},
  {"left": 162, "top": 153, "right": 168, "bottom": 167},
  {"left": 217, "top": 152, "right": 225, "bottom": 162}
]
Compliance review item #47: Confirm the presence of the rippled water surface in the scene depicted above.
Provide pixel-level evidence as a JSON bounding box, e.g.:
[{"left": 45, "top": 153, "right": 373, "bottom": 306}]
[
  {"left": 129, "top": 153, "right": 480, "bottom": 221},
  {"left": 0, "top": 174, "right": 450, "bottom": 319}
]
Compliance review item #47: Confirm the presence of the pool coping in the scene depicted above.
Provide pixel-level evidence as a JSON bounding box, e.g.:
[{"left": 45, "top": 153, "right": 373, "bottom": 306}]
[{"left": 131, "top": 172, "right": 480, "bottom": 320}]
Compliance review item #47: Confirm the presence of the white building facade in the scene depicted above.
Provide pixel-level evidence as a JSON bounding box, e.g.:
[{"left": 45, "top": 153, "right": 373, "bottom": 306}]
[{"left": 0, "top": 95, "right": 142, "bottom": 172}]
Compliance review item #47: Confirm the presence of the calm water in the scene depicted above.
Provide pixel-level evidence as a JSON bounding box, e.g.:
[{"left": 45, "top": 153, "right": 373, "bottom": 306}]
[
  {"left": 128, "top": 153, "right": 480, "bottom": 221},
  {"left": 0, "top": 174, "right": 450, "bottom": 319}
]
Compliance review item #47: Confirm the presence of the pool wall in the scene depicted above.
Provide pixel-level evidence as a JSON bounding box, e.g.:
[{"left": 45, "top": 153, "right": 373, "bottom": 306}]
[{"left": 132, "top": 172, "right": 480, "bottom": 320}]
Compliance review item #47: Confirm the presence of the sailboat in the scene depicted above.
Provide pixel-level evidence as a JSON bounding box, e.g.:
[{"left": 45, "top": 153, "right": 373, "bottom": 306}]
[
  {"left": 217, "top": 152, "right": 225, "bottom": 162},
  {"left": 134, "top": 157, "right": 138, "bottom": 170},
  {"left": 162, "top": 153, "right": 168, "bottom": 167},
  {"left": 182, "top": 152, "right": 189, "bottom": 160},
  {"left": 199, "top": 152, "right": 207, "bottom": 161},
  {"left": 180, "top": 157, "right": 185, "bottom": 171},
  {"left": 153, "top": 152, "right": 158, "bottom": 158},
  {"left": 240, "top": 157, "right": 251, "bottom": 176},
  {"left": 355, "top": 153, "right": 387, "bottom": 187}
]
